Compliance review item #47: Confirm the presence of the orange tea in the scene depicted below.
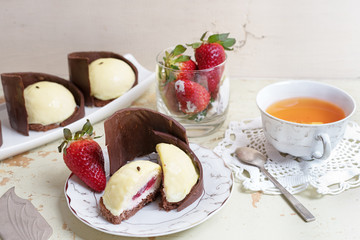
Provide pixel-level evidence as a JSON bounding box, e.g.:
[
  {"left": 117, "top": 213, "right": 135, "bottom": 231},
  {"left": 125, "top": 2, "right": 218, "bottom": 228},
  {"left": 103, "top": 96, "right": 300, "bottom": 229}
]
[{"left": 266, "top": 97, "right": 345, "bottom": 124}]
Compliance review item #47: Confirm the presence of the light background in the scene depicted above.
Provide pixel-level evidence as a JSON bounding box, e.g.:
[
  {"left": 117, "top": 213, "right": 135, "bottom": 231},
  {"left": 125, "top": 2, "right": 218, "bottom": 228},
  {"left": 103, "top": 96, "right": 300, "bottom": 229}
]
[{"left": 1, "top": 0, "right": 359, "bottom": 88}]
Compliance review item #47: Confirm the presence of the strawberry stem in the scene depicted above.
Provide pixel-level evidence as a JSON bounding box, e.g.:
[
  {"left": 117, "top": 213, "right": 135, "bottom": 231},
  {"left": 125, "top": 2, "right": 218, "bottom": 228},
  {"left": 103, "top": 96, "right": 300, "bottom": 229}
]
[{"left": 58, "top": 119, "right": 99, "bottom": 154}]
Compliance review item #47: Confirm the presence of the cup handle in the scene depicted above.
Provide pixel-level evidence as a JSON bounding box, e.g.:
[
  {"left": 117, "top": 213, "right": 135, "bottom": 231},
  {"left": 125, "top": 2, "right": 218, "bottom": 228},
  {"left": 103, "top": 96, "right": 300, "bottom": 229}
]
[{"left": 312, "top": 133, "right": 331, "bottom": 160}]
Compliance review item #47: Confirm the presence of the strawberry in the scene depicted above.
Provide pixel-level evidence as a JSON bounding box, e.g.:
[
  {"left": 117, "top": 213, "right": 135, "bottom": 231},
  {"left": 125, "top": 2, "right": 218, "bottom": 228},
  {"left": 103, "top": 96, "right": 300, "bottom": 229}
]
[
  {"left": 174, "top": 79, "right": 210, "bottom": 114},
  {"left": 188, "top": 32, "right": 235, "bottom": 98},
  {"left": 58, "top": 120, "right": 106, "bottom": 192},
  {"left": 195, "top": 42, "right": 226, "bottom": 69},
  {"left": 158, "top": 45, "right": 198, "bottom": 114},
  {"left": 176, "top": 58, "right": 197, "bottom": 80},
  {"left": 160, "top": 44, "right": 197, "bottom": 83}
]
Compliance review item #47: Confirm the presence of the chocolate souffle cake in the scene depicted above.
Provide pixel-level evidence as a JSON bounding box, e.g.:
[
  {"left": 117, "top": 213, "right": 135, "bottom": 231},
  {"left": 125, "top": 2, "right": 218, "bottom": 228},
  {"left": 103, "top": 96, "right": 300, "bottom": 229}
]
[
  {"left": 68, "top": 51, "right": 138, "bottom": 107},
  {"left": 1, "top": 72, "right": 85, "bottom": 136},
  {"left": 100, "top": 108, "right": 204, "bottom": 224}
]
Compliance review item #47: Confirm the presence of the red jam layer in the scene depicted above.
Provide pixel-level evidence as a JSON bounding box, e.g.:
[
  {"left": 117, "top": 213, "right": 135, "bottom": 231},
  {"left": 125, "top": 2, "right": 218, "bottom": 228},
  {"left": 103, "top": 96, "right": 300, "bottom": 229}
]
[{"left": 132, "top": 176, "right": 157, "bottom": 200}]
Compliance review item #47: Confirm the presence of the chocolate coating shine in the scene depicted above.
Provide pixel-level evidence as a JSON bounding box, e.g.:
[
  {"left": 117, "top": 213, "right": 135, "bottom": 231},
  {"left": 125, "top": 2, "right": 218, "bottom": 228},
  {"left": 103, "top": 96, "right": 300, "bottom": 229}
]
[
  {"left": 68, "top": 51, "right": 138, "bottom": 107},
  {"left": 104, "top": 108, "right": 203, "bottom": 211},
  {"left": 1, "top": 72, "right": 85, "bottom": 136}
]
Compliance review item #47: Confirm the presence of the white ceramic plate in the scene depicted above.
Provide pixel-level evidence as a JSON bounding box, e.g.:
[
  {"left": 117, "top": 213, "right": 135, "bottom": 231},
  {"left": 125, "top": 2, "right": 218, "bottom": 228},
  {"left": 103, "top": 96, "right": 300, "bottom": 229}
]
[
  {"left": 0, "top": 54, "right": 154, "bottom": 160},
  {"left": 64, "top": 143, "right": 233, "bottom": 237}
]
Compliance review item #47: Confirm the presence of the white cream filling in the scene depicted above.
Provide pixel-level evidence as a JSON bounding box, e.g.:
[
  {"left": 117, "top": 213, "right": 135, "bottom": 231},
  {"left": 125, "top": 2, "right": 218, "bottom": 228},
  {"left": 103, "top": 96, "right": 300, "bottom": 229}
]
[
  {"left": 102, "top": 160, "right": 161, "bottom": 216},
  {"left": 122, "top": 176, "right": 161, "bottom": 213}
]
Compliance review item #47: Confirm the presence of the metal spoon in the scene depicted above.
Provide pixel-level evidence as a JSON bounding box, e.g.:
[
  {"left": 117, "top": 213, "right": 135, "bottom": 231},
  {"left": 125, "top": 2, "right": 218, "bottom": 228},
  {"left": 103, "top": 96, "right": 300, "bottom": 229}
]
[{"left": 235, "top": 147, "right": 315, "bottom": 222}]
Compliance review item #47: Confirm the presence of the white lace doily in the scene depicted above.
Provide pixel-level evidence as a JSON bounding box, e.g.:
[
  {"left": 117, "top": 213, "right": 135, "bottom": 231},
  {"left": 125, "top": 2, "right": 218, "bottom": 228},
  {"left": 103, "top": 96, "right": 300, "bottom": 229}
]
[{"left": 214, "top": 117, "right": 360, "bottom": 195}]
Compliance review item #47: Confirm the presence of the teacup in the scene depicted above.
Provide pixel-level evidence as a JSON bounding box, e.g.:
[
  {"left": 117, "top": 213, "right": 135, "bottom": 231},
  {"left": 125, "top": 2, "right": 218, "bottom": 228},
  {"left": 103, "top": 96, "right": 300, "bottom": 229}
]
[{"left": 256, "top": 80, "right": 356, "bottom": 160}]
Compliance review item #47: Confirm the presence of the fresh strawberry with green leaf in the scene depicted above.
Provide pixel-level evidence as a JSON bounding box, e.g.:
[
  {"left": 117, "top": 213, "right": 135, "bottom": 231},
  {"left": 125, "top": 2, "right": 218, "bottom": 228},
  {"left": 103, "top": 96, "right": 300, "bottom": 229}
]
[
  {"left": 174, "top": 79, "right": 210, "bottom": 114},
  {"left": 188, "top": 32, "right": 235, "bottom": 98},
  {"left": 160, "top": 44, "right": 197, "bottom": 83},
  {"left": 158, "top": 45, "right": 198, "bottom": 113},
  {"left": 58, "top": 119, "right": 106, "bottom": 192}
]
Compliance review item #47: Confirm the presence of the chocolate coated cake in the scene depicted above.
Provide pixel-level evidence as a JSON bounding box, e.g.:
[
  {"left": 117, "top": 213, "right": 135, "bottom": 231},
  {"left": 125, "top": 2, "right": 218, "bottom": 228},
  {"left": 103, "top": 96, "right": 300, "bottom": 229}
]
[
  {"left": 68, "top": 51, "right": 138, "bottom": 107},
  {"left": 104, "top": 108, "right": 204, "bottom": 211},
  {"left": 1, "top": 72, "right": 85, "bottom": 136}
]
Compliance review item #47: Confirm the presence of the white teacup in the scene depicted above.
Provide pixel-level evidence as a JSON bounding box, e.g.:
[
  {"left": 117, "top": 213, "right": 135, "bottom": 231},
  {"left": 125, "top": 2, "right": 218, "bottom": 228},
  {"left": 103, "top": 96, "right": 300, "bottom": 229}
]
[{"left": 256, "top": 80, "right": 356, "bottom": 160}]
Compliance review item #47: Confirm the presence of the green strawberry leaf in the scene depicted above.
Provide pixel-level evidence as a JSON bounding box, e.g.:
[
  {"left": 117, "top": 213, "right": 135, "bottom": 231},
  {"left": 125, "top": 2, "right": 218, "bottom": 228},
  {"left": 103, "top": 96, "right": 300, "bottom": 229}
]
[
  {"left": 172, "top": 45, "right": 187, "bottom": 56},
  {"left": 186, "top": 42, "right": 202, "bottom": 49},
  {"left": 174, "top": 55, "right": 190, "bottom": 63},
  {"left": 223, "top": 46, "right": 233, "bottom": 51},
  {"left": 57, "top": 141, "right": 67, "bottom": 153},
  {"left": 170, "top": 65, "right": 180, "bottom": 70},
  {"left": 208, "top": 34, "right": 220, "bottom": 43},
  {"left": 222, "top": 38, "right": 236, "bottom": 50},
  {"left": 165, "top": 71, "right": 177, "bottom": 85},
  {"left": 208, "top": 33, "right": 229, "bottom": 43},
  {"left": 58, "top": 119, "right": 100, "bottom": 154},
  {"left": 164, "top": 68, "right": 170, "bottom": 81},
  {"left": 200, "top": 31, "right": 208, "bottom": 41},
  {"left": 158, "top": 65, "right": 163, "bottom": 79},
  {"left": 74, "top": 131, "right": 82, "bottom": 140},
  {"left": 82, "top": 119, "right": 93, "bottom": 135},
  {"left": 218, "top": 33, "right": 230, "bottom": 41},
  {"left": 63, "top": 128, "right": 72, "bottom": 140}
]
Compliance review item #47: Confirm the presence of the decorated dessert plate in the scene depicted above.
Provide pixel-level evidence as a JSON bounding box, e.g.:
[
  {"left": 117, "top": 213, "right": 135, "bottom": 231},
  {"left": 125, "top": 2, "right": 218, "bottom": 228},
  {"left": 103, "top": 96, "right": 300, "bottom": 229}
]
[
  {"left": 0, "top": 54, "right": 154, "bottom": 161},
  {"left": 64, "top": 143, "right": 233, "bottom": 237}
]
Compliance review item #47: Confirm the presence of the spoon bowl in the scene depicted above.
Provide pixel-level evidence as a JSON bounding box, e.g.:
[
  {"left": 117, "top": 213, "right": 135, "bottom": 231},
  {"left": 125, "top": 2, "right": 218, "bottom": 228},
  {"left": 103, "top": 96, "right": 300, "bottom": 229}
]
[
  {"left": 235, "top": 147, "right": 267, "bottom": 168},
  {"left": 235, "top": 147, "right": 315, "bottom": 222}
]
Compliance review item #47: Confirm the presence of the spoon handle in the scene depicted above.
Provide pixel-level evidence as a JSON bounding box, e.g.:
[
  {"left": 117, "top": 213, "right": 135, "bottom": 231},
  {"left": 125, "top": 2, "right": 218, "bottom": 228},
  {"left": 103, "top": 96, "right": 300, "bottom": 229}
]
[{"left": 261, "top": 168, "right": 316, "bottom": 222}]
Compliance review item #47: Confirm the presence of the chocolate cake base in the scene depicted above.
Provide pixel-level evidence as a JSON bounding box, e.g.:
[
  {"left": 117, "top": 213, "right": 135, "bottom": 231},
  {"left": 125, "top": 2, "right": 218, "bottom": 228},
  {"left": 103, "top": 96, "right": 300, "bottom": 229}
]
[
  {"left": 99, "top": 190, "right": 159, "bottom": 224},
  {"left": 158, "top": 181, "right": 200, "bottom": 211},
  {"left": 93, "top": 98, "right": 112, "bottom": 107},
  {"left": 159, "top": 188, "right": 181, "bottom": 211},
  {"left": 28, "top": 107, "right": 78, "bottom": 131}
]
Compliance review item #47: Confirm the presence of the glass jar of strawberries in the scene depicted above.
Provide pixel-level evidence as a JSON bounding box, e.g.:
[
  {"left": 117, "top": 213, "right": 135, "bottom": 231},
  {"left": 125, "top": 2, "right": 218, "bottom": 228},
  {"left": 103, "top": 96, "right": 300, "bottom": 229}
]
[{"left": 156, "top": 32, "right": 235, "bottom": 137}]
